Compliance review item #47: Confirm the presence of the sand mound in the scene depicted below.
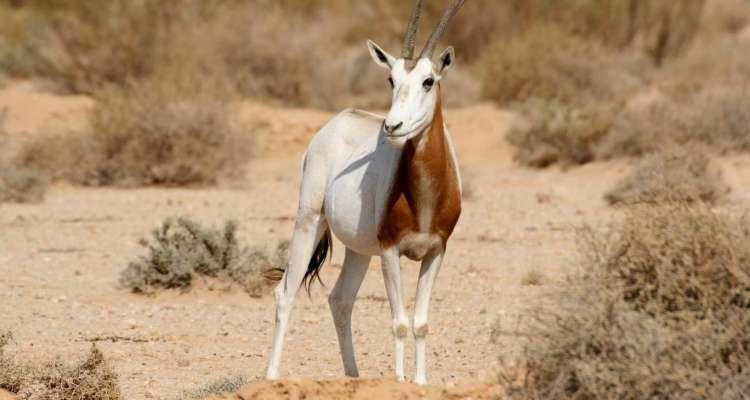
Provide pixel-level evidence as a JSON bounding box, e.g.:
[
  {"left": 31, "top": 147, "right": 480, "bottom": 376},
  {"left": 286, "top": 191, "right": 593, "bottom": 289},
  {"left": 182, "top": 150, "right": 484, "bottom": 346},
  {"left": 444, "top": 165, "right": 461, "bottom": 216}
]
[{"left": 207, "top": 378, "right": 501, "bottom": 400}]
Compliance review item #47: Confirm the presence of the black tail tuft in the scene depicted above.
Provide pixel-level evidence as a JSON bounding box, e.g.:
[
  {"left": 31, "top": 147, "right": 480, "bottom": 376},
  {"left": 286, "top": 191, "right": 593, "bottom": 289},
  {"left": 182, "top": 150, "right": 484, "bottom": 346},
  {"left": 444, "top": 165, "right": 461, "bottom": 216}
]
[
  {"left": 262, "top": 229, "right": 332, "bottom": 293},
  {"left": 302, "top": 229, "right": 332, "bottom": 294}
]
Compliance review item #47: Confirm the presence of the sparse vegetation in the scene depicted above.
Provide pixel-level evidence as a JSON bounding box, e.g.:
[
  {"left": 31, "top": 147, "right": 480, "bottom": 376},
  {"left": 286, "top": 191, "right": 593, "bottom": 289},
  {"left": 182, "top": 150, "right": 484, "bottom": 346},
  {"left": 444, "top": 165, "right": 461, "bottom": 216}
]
[
  {"left": 605, "top": 147, "right": 728, "bottom": 205},
  {"left": 501, "top": 203, "right": 750, "bottom": 399},
  {"left": 120, "top": 218, "right": 287, "bottom": 297},
  {"left": 1, "top": 332, "right": 121, "bottom": 400}
]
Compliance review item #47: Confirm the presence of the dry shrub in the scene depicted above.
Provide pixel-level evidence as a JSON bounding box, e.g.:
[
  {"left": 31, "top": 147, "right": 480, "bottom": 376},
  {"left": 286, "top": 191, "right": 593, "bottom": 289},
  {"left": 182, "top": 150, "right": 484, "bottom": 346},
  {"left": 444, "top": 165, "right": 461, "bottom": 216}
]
[
  {"left": 478, "top": 26, "right": 642, "bottom": 106},
  {"left": 474, "top": 0, "right": 704, "bottom": 70},
  {"left": 503, "top": 203, "right": 750, "bottom": 399},
  {"left": 14, "top": 74, "right": 249, "bottom": 187},
  {"left": 120, "top": 218, "right": 287, "bottom": 297},
  {"left": 0, "top": 111, "right": 47, "bottom": 203},
  {"left": 0, "top": 3, "right": 48, "bottom": 79},
  {"left": 661, "top": 38, "right": 750, "bottom": 96},
  {"left": 11, "top": 134, "right": 92, "bottom": 184},
  {"left": 1, "top": 333, "right": 120, "bottom": 400},
  {"left": 1, "top": 0, "right": 708, "bottom": 108},
  {"left": 0, "top": 0, "right": 480, "bottom": 109},
  {"left": 4, "top": 0, "right": 178, "bottom": 94},
  {"left": 506, "top": 100, "right": 618, "bottom": 168},
  {"left": 86, "top": 78, "right": 244, "bottom": 186},
  {"left": 0, "top": 331, "right": 26, "bottom": 393},
  {"left": 601, "top": 86, "right": 750, "bottom": 159},
  {"left": 477, "top": 0, "right": 704, "bottom": 106},
  {"left": 511, "top": 81, "right": 750, "bottom": 168},
  {"left": 0, "top": 168, "right": 46, "bottom": 203},
  {"left": 605, "top": 148, "right": 728, "bottom": 205},
  {"left": 478, "top": 27, "right": 641, "bottom": 168},
  {"left": 10, "top": 2, "right": 251, "bottom": 187}
]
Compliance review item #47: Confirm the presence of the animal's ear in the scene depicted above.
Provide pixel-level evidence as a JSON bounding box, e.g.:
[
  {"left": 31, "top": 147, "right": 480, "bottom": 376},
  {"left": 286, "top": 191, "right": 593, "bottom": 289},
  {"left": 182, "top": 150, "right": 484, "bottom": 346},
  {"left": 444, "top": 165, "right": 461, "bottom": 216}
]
[
  {"left": 437, "top": 46, "right": 455, "bottom": 75},
  {"left": 367, "top": 40, "right": 395, "bottom": 70}
]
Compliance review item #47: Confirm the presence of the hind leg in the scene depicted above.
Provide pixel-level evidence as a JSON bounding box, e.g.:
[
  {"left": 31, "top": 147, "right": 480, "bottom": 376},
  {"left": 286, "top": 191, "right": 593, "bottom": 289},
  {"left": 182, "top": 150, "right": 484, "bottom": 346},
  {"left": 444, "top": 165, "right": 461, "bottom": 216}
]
[
  {"left": 266, "top": 214, "right": 328, "bottom": 380},
  {"left": 328, "top": 248, "right": 370, "bottom": 376},
  {"left": 266, "top": 150, "right": 329, "bottom": 380}
]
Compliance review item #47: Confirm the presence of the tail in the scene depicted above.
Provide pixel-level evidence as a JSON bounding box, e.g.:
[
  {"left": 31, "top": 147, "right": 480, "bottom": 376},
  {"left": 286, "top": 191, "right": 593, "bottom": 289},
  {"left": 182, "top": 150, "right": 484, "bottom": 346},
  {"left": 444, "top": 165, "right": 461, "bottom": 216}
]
[
  {"left": 302, "top": 229, "right": 332, "bottom": 293},
  {"left": 263, "top": 229, "right": 332, "bottom": 294}
]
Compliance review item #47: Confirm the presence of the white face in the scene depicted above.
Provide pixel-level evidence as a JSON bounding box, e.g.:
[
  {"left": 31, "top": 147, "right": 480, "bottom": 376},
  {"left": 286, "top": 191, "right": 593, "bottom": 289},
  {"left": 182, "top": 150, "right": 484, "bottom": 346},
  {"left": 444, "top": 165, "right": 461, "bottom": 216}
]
[{"left": 367, "top": 40, "right": 454, "bottom": 145}]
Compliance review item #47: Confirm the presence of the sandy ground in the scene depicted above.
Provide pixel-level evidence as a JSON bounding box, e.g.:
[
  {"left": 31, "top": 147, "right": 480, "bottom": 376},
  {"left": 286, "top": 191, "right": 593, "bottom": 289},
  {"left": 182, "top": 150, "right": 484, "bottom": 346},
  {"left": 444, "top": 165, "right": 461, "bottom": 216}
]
[{"left": 2, "top": 80, "right": 750, "bottom": 399}]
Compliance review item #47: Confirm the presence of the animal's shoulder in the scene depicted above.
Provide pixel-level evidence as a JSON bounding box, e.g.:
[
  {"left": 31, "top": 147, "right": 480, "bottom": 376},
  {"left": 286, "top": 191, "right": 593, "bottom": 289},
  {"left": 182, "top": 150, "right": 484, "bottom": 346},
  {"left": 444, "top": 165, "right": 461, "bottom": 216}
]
[
  {"left": 323, "top": 108, "right": 384, "bottom": 147},
  {"left": 305, "top": 108, "right": 384, "bottom": 164}
]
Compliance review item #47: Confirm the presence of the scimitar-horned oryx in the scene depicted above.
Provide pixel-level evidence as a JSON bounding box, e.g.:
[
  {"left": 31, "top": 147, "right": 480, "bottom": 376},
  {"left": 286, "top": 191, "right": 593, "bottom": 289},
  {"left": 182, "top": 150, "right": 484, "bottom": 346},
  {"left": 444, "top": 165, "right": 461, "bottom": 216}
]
[{"left": 266, "top": 0, "right": 466, "bottom": 385}]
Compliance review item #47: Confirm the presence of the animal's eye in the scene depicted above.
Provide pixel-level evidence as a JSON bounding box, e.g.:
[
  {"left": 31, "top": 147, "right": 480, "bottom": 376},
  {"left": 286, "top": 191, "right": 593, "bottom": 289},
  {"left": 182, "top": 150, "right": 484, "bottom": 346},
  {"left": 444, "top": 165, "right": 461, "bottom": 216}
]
[
  {"left": 423, "top": 77, "right": 435, "bottom": 90},
  {"left": 387, "top": 77, "right": 394, "bottom": 88}
]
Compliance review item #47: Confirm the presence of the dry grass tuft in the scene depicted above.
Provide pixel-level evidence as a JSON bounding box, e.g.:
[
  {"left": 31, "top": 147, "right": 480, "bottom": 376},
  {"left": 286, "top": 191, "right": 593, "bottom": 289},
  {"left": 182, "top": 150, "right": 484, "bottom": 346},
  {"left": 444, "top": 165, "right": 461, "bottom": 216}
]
[
  {"left": 120, "top": 218, "right": 286, "bottom": 297},
  {"left": 502, "top": 203, "right": 750, "bottom": 399},
  {"left": 1, "top": 332, "right": 120, "bottom": 400},
  {"left": 605, "top": 147, "right": 728, "bottom": 205}
]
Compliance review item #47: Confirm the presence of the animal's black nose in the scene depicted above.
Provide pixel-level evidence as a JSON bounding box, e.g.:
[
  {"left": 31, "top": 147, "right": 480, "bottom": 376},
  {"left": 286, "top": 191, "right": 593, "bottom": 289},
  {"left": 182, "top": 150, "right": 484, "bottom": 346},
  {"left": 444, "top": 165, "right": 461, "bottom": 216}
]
[{"left": 384, "top": 121, "right": 403, "bottom": 134}]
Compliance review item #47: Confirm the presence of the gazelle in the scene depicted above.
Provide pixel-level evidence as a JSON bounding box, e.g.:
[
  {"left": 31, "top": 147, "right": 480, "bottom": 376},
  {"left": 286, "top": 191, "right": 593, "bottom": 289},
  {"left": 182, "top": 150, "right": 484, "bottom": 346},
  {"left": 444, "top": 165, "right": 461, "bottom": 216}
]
[{"left": 266, "top": 0, "right": 465, "bottom": 385}]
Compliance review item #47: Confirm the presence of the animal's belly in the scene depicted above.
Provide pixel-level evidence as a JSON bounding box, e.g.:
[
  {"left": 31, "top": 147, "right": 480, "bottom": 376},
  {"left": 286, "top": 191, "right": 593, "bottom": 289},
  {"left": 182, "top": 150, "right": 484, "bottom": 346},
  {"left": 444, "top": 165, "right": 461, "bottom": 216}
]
[{"left": 324, "top": 163, "right": 382, "bottom": 256}]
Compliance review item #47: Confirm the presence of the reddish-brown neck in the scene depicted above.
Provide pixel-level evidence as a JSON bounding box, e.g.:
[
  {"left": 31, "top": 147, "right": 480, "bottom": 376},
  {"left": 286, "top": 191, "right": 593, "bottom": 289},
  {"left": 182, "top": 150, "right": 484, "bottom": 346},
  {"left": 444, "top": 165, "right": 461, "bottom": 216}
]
[{"left": 379, "top": 84, "right": 462, "bottom": 250}]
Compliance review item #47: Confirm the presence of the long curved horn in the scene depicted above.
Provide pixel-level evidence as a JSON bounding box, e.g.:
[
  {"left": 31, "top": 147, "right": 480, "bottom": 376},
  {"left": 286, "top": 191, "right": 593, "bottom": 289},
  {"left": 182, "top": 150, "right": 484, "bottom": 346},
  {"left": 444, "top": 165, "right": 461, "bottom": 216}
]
[
  {"left": 418, "top": 0, "right": 466, "bottom": 60},
  {"left": 401, "top": 0, "right": 424, "bottom": 59}
]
